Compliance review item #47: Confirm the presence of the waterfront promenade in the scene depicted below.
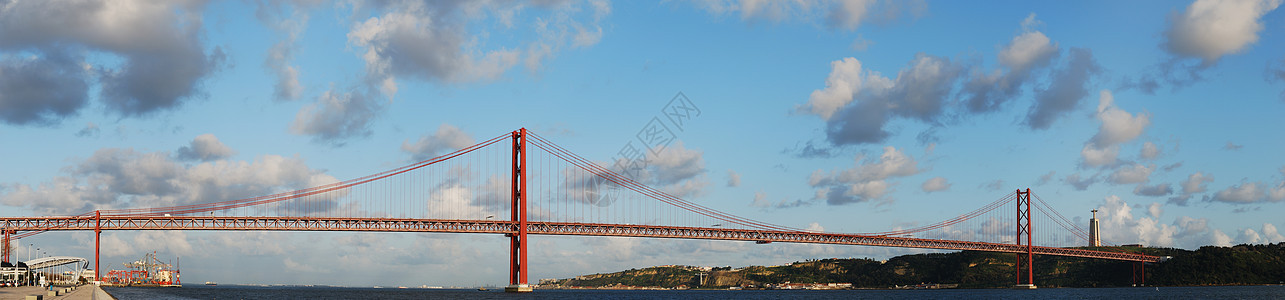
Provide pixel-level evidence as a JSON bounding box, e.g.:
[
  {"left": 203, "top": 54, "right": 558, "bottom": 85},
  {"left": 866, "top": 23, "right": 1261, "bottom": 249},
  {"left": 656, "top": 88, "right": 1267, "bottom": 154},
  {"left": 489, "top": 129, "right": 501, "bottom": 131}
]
[{"left": 0, "top": 285, "right": 109, "bottom": 300}]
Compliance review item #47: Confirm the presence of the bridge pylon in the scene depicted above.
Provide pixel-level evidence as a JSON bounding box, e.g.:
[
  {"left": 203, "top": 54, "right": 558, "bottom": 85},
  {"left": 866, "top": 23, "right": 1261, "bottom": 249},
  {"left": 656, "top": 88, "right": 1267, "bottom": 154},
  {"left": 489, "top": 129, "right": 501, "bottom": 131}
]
[
  {"left": 95, "top": 210, "right": 101, "bottom": 284},
  {"left": 1132, "top": 261, "right": 1145, "bottom": 286},
  {"left": 1014, "top": 188, "right": 1037, "bottom": 289},
  {"left": 2, "top": 228, "right": 11, "bottom": 262},
  {"left": 506, "top": 128, "right": 532, "bottom": 293}
]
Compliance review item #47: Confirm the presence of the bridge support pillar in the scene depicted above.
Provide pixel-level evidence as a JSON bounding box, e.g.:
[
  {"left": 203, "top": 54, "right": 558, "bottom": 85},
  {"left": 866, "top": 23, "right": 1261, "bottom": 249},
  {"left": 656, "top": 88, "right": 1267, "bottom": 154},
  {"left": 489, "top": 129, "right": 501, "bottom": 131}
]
[
  {"left": 95, "top": 210, "right": 101, "bottom": 283},
  {"left": 2, "top": 228, "right": 10, "bottom": 263},
  {"left": 506, "top": 128, "right": 531, "bottom": 293},
  {"left": 1132, "top": 262, "right": 1145, "bottom": 286},
  {"left": 1013, "top": 188, "right": 1037, "bottom": 289}
]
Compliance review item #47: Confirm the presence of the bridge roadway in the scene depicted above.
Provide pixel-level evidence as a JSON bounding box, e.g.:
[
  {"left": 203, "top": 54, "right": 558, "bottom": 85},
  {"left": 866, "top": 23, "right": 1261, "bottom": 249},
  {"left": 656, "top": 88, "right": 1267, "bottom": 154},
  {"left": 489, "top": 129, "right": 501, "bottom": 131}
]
[{"left": 1, "top": 216, "right": 1160, "bottom": 263}]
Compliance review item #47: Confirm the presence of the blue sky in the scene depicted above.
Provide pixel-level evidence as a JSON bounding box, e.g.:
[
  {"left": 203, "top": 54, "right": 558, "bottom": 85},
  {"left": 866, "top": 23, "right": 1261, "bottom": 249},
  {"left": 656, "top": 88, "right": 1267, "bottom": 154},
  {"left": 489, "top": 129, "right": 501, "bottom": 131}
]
[{"left": 2, "top": 0, "right": 1284, "bottom": 287}]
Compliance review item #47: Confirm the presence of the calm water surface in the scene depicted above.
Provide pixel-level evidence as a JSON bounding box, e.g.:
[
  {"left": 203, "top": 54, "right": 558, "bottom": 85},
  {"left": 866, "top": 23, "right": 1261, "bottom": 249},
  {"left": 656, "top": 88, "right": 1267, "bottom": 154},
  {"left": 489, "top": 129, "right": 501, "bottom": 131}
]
[{"left": 104, "top": 285, "right": 1285, "bottom": 299}]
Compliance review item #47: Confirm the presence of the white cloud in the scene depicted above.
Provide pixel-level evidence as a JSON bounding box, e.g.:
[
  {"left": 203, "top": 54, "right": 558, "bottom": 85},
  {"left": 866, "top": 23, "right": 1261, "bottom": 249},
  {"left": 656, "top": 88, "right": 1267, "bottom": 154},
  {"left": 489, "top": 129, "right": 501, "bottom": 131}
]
[
  {"left": 95, "top": 231, "right": 194, "bottom": 259},
  {"left": 401, "top": 124, "right": 476, "bottom": 161},
  {"left": 807, "top": 54, "right": 963, "bottom": 145},
  {"left": 804, "top": 57, "right": 869, "bottom": 120},
  {"left": 424, "top": 182, "right": 490, "bottom": 220},
  {"left": 1082, "top": 90, "right": 1149, "bottom": 167},
  {"left": 810, "top": 146, "right": 921, "bottom": 205},
  {"left": 572, "top": 0, "right": 611, "bottom": 48},
  {"left": 750, "top": 191, "right": 770, "bottom": 208},
  {"left": 921, "top": 177, "right": 950, "bottom": 193},
  {"left": 348, "top": 5, "right": 511, "bottom": 94},
  {"left": 1095, "top": 196, "right": 1174, "bottom": 247},
  {"left": 1140, "top": 141, "right": 1162, "bottom": 160},
  {"left": 1108, "top": 163, "right": 1154, "bottom": 184},
  {"left": 1092, "top": 91, "right": 1151, "bottom": 146},
  {"left": 1080, "top": 144, "right": 1120, "bottom": 168},
  {"left": 0, "top": 147, "right": 338, "bottom": 215},
  {"left": 278, "top": 1, "right": 608, "bottom": 145},
  {"left": 0, "top": 50, "right": 90, "bottom": 126},
  {"left": 807, "top": 14, "right": 1093, "bottom": 145},
  {"left": 572, "top": 141, "right": 711, "bottom": 202},
  {"left": 1036, "top": 171, "right": 1057, "bottom": 185},
  {"left": 131, "top": 231, "right": 195, "bottom": 257},
  {"left": 749, "top": 191, "right": 813, "bottom": 209},
  {"left": 283, "top": 257, "right": 327, "bottom": 274},
  {"left": 1094, "top": 195, "right": 1230, "bottom": 248},
  {"left": 1263, "top": 223, "right": 1285, "bottom": 243},
  {"left": 644, "top": 141, "right": 707, "bottom": 186},
  {"left": 0, "top": 0, "right": 225, "bottom": 119},
  {"left": 1237, "top": 228, "right": 1262, "bottom": 244},
  {"left": 1024, "top": 48, "right": 1100, "bottom": 130},
  {"left": 99, "top": 233, "right": 136, "bottom": 258},
  {"left": 964, "top": 13, "right": 1059, "bottom": 113},
  {"left": 290, "top": 87, "right": 384, "bottom": 144},
  {"left": 660, "top": 176, "right": 711, "bottom": 200},
  {"left": 694, "top": 0, "right": 922, "bottom": 30},
  {"left": 1134, "top": 182, "right": 1174, "bottom": 197},
  {"left": 828, "top": 0, "right": 876, "bottom": 29},
  {"left": 348, "top": 1, "right": 609, "bottom": 96},
  {"left": 1272, "top": 181, "right": 1285, "bottom": 202},
  {"left": 207, "top": 232, "right": 294, "bottom": 256},
  {"left": 524, "top": 0, "right": 612, "bottom": 72},
  {"left": 998, "top": 16, "right": 1058, "bottom": 74},
  {"left": 176, "top": 134, "right": 236, "bottom": 162},
  {"left": 1170, "top": 171, "right": 1214, "bottom": 205},
  {"left": 1064, "top": 173, "right": 1097, "bottom": 191},
  {"left": 258, "top": 2, "right": 319, "bottom": 101},
  {"left": 726, "top": 170, "right": 741, "bottom": 187},
  {"left": 1147, "top": 202, "right": 1163, "bottom": 219},
  {"left": 1182, "top": 172, "right": 1214, "bottom": 194},
  {"left": 884, "top": 54, "right": 964, "bottom": 121},
  {"left": 1209, "top": 181, "right": 1285, "bottom": 204},
  {"left": 1163, "top": 0, "right": 1283, "bottom": 65},
  {"left": 1210, "top": 229, "right": 1234, "bottom": 246}
]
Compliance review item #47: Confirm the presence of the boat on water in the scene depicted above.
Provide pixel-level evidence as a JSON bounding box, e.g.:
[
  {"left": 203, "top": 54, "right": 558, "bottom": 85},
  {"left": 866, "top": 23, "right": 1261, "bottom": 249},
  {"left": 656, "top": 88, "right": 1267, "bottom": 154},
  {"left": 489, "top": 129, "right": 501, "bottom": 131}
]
[{"left": 205, "top": 282, "right": 217, "bottom": 286}]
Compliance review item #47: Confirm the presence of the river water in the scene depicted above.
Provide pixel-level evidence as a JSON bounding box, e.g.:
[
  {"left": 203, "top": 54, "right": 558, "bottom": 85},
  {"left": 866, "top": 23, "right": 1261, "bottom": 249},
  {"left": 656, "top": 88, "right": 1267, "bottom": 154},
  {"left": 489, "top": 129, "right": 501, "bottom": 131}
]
[{"left": 104, "top": 285, "right": 1285, "bottom": 299}]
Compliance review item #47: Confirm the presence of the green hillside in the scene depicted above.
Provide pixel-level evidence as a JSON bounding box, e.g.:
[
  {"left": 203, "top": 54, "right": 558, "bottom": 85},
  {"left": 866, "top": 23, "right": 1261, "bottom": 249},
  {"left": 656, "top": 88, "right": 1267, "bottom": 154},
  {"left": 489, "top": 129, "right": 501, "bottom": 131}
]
[{"left": 541, "top": 243, "right": 1285, "bottom": 289}]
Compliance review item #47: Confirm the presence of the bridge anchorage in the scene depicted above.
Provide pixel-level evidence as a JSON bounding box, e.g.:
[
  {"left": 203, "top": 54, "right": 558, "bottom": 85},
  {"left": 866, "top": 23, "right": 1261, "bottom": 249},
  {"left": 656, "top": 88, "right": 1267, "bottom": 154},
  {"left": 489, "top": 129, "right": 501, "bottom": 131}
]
[{"left": 1, "top": 128, "right": 1160, "bottom": 291}]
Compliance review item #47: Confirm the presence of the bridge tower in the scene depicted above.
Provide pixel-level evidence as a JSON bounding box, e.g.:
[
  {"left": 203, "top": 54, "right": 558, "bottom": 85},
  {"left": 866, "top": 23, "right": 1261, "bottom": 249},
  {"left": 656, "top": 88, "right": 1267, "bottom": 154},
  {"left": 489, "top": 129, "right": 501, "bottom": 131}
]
[
  {"left": 95, "top": 210, "right": 101, "bottom": 283},
  {"left": 1132, "top": 261, "right": 1145, "bottom": 286},
  {"left": 506, "top": 128, "right": 532, "bottom": 293},
  {"left": 1014, "top": 188, "right": 1036, "bottom": 289},
  {"left": 2, "top": 228, "right": 11, "bottom": 262}
]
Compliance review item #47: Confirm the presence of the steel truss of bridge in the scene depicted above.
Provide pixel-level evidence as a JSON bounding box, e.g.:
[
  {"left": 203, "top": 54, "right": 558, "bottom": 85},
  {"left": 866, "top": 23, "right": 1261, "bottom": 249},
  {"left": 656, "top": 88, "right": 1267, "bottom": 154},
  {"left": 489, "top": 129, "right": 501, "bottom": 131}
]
[{"left": 1, "top": 215, "right": 1159, "bottom": 263}]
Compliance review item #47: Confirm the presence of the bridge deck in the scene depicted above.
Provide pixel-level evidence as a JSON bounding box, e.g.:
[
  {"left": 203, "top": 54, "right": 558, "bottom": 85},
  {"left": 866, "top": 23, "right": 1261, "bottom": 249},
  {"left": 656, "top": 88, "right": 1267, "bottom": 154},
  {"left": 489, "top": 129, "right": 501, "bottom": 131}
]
[{"left": 1, "top": 216, "right": 1160, "bottom": 262}]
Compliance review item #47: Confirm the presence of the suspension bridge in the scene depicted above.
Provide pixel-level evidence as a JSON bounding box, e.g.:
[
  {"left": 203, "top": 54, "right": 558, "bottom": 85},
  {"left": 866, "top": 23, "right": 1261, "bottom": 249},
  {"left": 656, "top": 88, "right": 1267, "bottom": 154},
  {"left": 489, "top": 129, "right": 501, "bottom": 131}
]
[{"left": 2, "top": 128, "right": 1159, "bottom": 291}]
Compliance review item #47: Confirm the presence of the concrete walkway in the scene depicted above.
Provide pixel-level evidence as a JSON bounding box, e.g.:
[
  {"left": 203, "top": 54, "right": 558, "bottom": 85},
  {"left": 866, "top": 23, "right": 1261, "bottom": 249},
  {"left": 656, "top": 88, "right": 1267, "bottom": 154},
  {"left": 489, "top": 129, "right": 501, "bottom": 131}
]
[{"left": 0, "top": 285, "right": 111, "bottom": 300}]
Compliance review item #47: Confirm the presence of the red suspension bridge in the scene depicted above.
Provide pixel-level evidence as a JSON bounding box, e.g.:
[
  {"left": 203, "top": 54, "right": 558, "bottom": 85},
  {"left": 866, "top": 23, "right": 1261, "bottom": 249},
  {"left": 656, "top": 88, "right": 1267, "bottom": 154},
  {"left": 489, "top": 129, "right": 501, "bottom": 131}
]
[{"left": 2, "top": 128, "right": 1158, "bottom": 291}]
